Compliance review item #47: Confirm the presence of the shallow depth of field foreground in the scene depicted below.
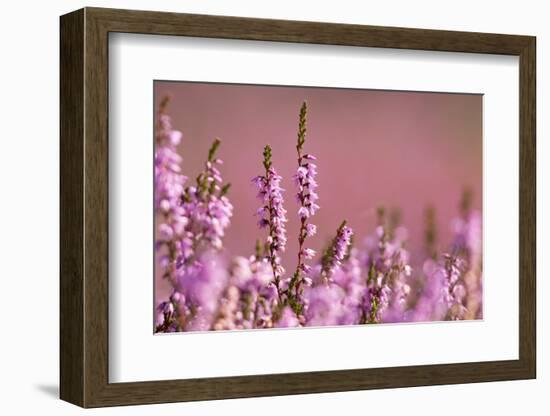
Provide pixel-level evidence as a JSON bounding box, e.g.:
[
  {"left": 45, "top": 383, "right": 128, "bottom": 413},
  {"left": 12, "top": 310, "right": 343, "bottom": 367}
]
[{"left": 154, "top": 83, "right": 482, "bottom": 333}]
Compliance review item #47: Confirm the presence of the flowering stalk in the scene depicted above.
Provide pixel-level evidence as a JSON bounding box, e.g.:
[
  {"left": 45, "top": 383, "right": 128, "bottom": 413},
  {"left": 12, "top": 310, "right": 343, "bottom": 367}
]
[
  {"left": 180, "top": 138, "right": 233, "bottom": 266},
  {"left": 362, "top": 265, "right": 392, "bottom": 324},
  {"left": 321, "top": 220, "right": 353, "bottom": 284},
  {"left": 154, "top": 96, "right": 187, "bottom": 289},
  {"left": 253, "top": 145, "right": 288, "bottom": 299},
  {"left": 288, "top": 102, "right": 319, "bottom": 311}
]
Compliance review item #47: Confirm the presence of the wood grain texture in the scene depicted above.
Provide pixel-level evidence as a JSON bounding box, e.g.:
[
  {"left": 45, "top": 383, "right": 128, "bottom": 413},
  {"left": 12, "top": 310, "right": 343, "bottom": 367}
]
[
  {"left": 59, "top": 8, "right": 84, "bottom": 407},
  {"left": 59, "top": 7, "right": 537, "bottom": 408},
  {"left": 518, "top": 38, "right": 536, "bottom": 376}
]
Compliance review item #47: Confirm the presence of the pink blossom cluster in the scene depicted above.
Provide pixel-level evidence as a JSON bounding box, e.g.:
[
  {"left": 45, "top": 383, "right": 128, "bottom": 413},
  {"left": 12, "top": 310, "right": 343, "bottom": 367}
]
[{"left": 155, "top": 99, "right": 483, "bottom": 333}]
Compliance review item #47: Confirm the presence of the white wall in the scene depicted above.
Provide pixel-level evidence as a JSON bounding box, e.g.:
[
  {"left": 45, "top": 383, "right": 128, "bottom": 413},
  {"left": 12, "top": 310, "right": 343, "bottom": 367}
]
[{"left": 0, "top": 0, "right": 545, "bottom": 414}]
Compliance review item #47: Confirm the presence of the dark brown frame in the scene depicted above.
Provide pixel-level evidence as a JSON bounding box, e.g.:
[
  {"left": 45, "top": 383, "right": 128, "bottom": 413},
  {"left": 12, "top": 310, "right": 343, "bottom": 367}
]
[{"left": 60, "top": 7, "right": 536, "bottom": 408}]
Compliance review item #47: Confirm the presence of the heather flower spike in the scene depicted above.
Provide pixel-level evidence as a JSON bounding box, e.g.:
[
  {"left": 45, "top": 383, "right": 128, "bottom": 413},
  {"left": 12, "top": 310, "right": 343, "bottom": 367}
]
[
  {"left": 288, "top": 101, "right": 320, "bottom": 313},
  {"left": 253, "top": 144, "right": 288, "bottom": 299},
  {"left": 179, "top": 137, "right": 234, "bottom": 261},
  {"left": 197, "top": 138, "right": 222, "bottom": 196},
  {"left": 321, "top": 220, "right": 354, "bottom": 284},
  {"left": 154, "top": 96, "right": 187, "bottom": 289}
]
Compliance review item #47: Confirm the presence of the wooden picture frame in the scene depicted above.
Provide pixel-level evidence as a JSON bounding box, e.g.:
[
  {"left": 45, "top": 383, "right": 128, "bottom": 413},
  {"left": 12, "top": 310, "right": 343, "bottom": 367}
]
[{"left": 60, "top": 7, "right": 536, "bottom": 408}]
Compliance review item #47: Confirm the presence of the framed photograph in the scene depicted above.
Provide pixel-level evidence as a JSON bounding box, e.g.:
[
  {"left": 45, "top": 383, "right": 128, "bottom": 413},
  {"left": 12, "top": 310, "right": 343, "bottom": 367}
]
[{"left": 60, "top": 7, "right": 536, "bottom": 408}]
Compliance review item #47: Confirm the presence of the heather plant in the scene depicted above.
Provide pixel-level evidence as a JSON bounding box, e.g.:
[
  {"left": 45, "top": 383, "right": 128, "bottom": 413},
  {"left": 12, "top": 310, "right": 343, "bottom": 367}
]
[
  {"left": 287, "top": 102, "right": 320, "bottom": 314},
  {"left": 155, "top": 96, "right": 188, "bottom": 290},
  {"left": 253, "top": 144, "right": 288, "bottom": 300},
  {"left": 155, "top": 98, "right": 483, "bottom": 333}
]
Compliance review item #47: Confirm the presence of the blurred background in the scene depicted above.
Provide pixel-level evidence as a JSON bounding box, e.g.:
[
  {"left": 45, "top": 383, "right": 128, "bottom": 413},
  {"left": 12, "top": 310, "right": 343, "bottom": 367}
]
[{"left": 155, "top": 81, "right": 482, "bottom": 299}]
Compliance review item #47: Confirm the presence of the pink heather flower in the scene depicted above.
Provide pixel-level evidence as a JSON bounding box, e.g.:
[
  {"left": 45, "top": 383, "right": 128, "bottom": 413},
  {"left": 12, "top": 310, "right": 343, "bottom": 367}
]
[
  {"left": 158, "top": 223, "right": 174, "bottom": 241},
  {"left": 294, "top": 166, "right": 307, "bottom": 182},
  {"left": 301, "top": 263, "right": 312, "bottom": 272},
  {"left": 169, "top": 130, "right": 182, "bottom": 146},
  {"left": 159, "top": 199, "right": 170, "bottom": 213},
  {"left": 155, "top": 290, "right": 188, "bottom": 333},
  {"left": 297, "top": 206, "right": 310, "bottom": 219},
  {"left": 301, "top": 248, "right": 316, "bottom": 260}
]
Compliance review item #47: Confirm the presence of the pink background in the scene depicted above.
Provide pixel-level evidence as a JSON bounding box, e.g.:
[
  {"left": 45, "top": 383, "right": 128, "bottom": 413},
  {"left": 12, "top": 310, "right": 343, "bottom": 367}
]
[{"left": 155, "top": 81, "right": 482, "bottom": 297}]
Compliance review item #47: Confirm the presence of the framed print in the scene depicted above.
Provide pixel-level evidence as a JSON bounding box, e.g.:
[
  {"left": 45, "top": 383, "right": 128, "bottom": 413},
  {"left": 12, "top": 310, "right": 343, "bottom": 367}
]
[{"left": 60, "top": 7, "right": 536, "bottom": 408}]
